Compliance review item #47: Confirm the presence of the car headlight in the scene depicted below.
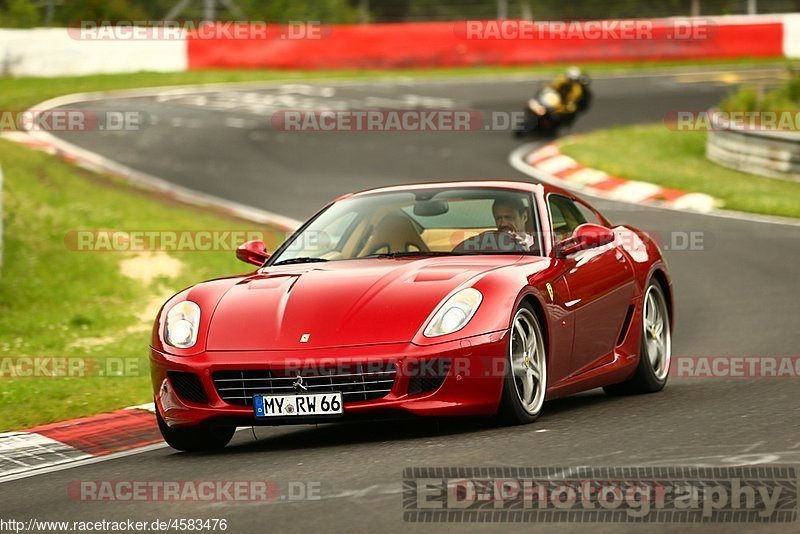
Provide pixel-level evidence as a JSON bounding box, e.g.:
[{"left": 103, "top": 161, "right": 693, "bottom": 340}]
[
  {"left": 424, "top": 288, "right": 482, "bottom": 338},
  {"left": 165, "top": 301, "right": 201, "bottom": 349}
]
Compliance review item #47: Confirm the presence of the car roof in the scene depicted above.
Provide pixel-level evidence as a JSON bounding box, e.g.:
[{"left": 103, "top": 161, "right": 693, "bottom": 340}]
[{"left": 339, "top": 180, "right": 579, "bottom": 201}]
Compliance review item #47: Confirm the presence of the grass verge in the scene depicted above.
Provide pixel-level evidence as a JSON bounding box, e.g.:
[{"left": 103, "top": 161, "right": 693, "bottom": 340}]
[
  {"left": 0, "top": 141, "right": 285, "bottom": 431},
  {"left": 559, "top": 124, "right": 800, "bottom": 218}
]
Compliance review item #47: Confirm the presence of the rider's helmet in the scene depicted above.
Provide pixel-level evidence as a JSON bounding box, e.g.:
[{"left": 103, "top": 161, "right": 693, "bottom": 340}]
[
  {"left": 566, "top": 66, "right": 590, "bottom": 87},
  {"left": 566, "top": 66, "right": 582, "bottom": 81}
]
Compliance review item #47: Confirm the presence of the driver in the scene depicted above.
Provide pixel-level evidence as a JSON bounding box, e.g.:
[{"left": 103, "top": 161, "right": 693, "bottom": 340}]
[{"left": 453, "top": 195, "right": 536, "bottom": 253}]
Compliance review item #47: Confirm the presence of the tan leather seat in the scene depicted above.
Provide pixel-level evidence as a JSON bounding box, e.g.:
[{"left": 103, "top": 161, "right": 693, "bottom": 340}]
[{"left": 359, "top": 213, "right": 429, "bottom": 256}]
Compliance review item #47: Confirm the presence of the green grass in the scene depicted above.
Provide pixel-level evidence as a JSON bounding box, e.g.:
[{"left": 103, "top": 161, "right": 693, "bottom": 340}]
[
  {"left": 0, "top": 141, "right": 286, "bottom": 430},
  {"left": 559, "top": 124, "right": 800, "bottom": 218},
  {"left": 0, "top": 57, "right": 793, "bottom": 111}
]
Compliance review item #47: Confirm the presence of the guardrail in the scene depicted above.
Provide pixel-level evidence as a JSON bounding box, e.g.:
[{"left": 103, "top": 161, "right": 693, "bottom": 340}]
[
  {"left": 706, "top": 128, "right": 800, "bottom": 182},
  {"left": 1, "top": 14, "right": 798, "bottom": 76}
]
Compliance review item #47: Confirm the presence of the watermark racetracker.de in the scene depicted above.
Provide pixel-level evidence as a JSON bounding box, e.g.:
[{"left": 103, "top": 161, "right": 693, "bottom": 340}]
[
  {"left": 664, "top": 110, "right": 800, "bottom": 132},
  {"left": 68, "top": 479, "right": 321, "bottom": 502},
  {"left": 453, "top": 19, "right": 718, "bottom": 41},
  {"left": 68, "top": 20, "right": 329, "bottom": 41},
  {"left": 63, "top": 228, "right": 715, "bottom": 254},
  {"left": 0, "top": 356, "right": 143, "bottom": 378},
  {"left": 64, "top": 230, "right": 275, "bottom": 252},
  {"left": 0, "top": 110, "right": 147, "bottom": 132},
  {"left": 403, "top": 466, "right": 797, "bottom": 522},
  {"left": 672, "top": 356, "right": 800, "bottom": 378}
]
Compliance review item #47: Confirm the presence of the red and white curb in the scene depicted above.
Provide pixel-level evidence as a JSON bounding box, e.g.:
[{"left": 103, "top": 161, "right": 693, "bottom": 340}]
[
  {"left": 0, "top": 403, "right": 161, "bottom": 482},
  {"left": 512, "top": 142, "right": 720, "bottom": 213}
]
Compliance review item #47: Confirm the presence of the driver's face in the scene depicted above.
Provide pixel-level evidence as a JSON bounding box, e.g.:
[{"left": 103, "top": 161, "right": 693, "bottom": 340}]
[{"left": 493, "top": 204, "right": 528, "bottom": 233}]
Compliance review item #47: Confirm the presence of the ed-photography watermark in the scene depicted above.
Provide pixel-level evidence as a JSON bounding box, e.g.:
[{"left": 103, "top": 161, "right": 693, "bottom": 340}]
[
  {"left": 0, "top": 356, "right": 143, "bottom": 378},
  {"left": 68, "top": 480, "right": 321, "bottom": 502},
  {"left": 403, "top": 466, "right": 797, "bottom": 522},
  {"left": 0, "top": 109, "right": 148, "bottom": 132},
  {"left": 454, "top": 19, "right": 717, "bottom": 41},
  {"left": 69, "top": 20, "right": 329, "bottom": 41}
]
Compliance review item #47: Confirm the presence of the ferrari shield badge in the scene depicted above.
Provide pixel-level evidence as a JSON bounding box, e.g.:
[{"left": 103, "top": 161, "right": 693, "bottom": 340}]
[{"left": 546, "top": 283, "right": 554, "bottom": 302}]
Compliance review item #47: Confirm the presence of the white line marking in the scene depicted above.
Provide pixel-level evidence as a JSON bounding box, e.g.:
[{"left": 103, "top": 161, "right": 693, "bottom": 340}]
[
  {"left": 223, "top": 117, "right": 253, "bottom": 129},
  {"left": 0, "top": 433, "right": 91, "bottom": 479},
  {"left": 741, "top": 441, "right": 765, "bottom": 453},
  {"left": 0, "top": 442, "right": 167, "bottom": 484},
  {"left": 169, "top": 117, "right": 201, "bottom": 128},
  {"left": 125, "top": 403, "right": 157, "bottom": 413},
  {"left": 0, "top": 425, "right": 258, "bottom": 485}
]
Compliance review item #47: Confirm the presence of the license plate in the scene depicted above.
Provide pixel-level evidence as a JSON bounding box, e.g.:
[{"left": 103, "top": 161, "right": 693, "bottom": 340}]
[{"left": 253, "top": 392, "right": 343, "bottom": 418}]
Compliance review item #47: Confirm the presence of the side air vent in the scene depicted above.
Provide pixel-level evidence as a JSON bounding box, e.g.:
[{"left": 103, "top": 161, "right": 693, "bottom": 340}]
[{"left": 616, "top": 305, "right": 635, "bottom": 346}]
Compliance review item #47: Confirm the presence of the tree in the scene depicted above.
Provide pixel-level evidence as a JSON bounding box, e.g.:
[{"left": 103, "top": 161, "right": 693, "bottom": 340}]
[{"left": 0, "top": 0, "right": 40, "bottom": 28}]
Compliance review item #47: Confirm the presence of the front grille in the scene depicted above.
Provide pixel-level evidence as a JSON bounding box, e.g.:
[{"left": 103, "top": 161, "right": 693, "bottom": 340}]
[
  {"left": 212, "top": 363, "right": 397, "bottom": 407},
  {"left": 167, "top": 371, "right": 208, "bottom": 404}
]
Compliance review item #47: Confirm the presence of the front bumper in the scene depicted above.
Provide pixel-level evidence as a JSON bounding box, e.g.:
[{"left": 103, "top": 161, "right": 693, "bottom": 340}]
[{"left": 151, "top": 331, "right": 509, "bottom": 428}]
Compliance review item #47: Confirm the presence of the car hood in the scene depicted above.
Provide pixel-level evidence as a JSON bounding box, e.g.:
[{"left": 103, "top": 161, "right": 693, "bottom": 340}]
[{"left": 205, "top": 257, "right": 516, "bottom": 350}]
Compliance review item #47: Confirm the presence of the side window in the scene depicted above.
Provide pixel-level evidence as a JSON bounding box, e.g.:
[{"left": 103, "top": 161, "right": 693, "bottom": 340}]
[
  {"left": 548, "top": 201, "right": 569, "bottom": 242},
  {"left": 574, "top": 201, "right": 604, "bottom": 226},
  {"left": 548, "top": 195, "right": 587, "bottom": 242}
]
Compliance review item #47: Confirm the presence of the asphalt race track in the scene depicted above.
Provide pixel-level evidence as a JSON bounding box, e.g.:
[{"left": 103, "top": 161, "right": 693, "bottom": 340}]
[{"left": 4, "top": 69, "right": 799, "bottom": 532}]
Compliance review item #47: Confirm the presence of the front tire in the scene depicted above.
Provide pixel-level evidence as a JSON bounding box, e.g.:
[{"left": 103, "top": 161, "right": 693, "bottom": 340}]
[
  {"left": 498, "top": 304, "right": 548, "bottom": 424},
  {"left": 604, "top": 280, "right": 671, "bottom": 395},
  {"left": 157, "top": 408, "right": 235, "bottom": 452}
]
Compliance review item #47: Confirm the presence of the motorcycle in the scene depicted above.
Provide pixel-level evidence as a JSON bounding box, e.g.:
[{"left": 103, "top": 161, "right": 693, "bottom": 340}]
[{"left": 513, "top": 84, "right": 591, "bottom": 138}]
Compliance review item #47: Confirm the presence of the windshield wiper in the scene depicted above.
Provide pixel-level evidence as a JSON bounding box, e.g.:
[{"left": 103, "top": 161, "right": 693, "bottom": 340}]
[
  {"left": 362, "top": 251, "right": 458, "bottom": 259},
  {"left": 272, "top": 257, "right": 330, "bottom": 266}
]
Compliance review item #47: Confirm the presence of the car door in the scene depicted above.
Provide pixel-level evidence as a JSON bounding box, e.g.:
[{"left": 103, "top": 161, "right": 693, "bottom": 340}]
[{"left": 548, "top": 194, "right": 635, "bottom": 375}]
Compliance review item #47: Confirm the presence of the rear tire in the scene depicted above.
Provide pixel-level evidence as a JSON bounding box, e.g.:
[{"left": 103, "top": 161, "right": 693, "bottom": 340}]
[
  {"left": 156, "top": 408, "right": 235, "bottom": 452},
  {"left": 498, "top": 303, "right": 548, "bottom": 424},
  {"left": 603, "top": 280, "right": 671, "bottom": 396}
]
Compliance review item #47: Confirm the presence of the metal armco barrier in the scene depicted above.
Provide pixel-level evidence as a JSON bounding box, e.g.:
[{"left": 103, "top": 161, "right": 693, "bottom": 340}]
[{"left": 707, "top": 128, "right": 800, "bottom": 182}]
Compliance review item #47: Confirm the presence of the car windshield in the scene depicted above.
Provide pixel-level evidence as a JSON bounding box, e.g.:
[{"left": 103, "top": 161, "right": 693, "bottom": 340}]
[{"left": 269, "top": 187, "right": 542, "bottom": 265}]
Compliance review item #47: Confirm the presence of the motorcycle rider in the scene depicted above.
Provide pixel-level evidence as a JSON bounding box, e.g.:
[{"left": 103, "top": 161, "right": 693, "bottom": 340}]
[
  {"left": 513, "top": 67, "right": 591, "bottom": 137},
  {"left": 550, "top": 66, "right": 591, "bottom": 115}
]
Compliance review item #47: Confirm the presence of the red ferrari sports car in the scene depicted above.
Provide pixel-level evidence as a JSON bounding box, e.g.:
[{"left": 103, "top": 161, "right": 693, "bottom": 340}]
[{"left": 151, "top": 181, "right": 673, "bottom": 451}]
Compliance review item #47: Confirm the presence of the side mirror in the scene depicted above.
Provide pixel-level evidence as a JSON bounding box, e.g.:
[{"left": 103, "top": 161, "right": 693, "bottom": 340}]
[
  {"left": 236, "top": 240, "right": 270, "bottom": 266},
  {"left": 555, "top": 224, "right": 614, "bottom": 258}
]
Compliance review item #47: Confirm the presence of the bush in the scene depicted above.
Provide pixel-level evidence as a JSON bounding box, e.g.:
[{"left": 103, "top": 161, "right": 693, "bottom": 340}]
[{"left": 721, "top": 69, "right": 800, "bottom": 113}]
